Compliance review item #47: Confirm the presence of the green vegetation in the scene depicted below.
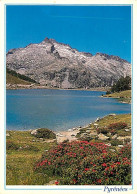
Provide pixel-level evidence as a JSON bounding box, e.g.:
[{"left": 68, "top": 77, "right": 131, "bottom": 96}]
[
  {"left": 36, "top": 142, "right": 131, "bottom": 185},
  {"left": 33, "top": 128, "right": 56, "bottom": 139},
  {"left": 6, "top": 131, "right": 57, "bottom": 185},
  {"left": 6, "top": 72, "right": 31, "bottom": 85},
  {"left": 76, "top": 114, "right": 131, "bottom": 143},
  {"left": 103, "top": 76, "right": 131, "bottom": 103},
  {"left": 6, "top": 114, "right": 131, "bottom": 185},
  {"left": 91, "top": 114, "right": 131, "bottom": 128},
  {"left": 111, "top": 76, "right": 131, "bottom": 93},
  {"left": 6, "top": 68, "right": 37, "bottom": 84},
  {"left": 103, "top": 90, "right": 131, "bottom": 103}
]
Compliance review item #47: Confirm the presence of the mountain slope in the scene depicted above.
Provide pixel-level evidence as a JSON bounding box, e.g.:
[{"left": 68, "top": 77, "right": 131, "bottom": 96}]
[
  {"left": 6, "top": 68, "right": 37, "bottom": 85},
  {"left": 6, "top": 38, "right": 131, "bottom": 89}
]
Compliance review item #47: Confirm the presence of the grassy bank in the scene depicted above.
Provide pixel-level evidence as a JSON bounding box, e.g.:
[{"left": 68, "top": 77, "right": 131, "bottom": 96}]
[
  {"left": 102, "top": 90, "right": 131, "bottom": 104},
  {"left": 6, "top": 131, "right": 57, "bottom": 185},
  {"left": 6, "top": 72, "right": 31, "bottom": 85},
  {"left": 6, "top": 113, "right": 131, "bottom": 185}
]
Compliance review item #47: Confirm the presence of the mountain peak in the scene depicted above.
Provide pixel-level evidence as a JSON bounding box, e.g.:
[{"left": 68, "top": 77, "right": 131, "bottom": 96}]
[
  {"left": 6, "top": 38, "right": 131, "bottom": 89},
  {"left": 95, "top": 52, "right": 129, "bottom": 63},
  {"left": 43, "top": 37, "right": 52, "bottom": 44}
]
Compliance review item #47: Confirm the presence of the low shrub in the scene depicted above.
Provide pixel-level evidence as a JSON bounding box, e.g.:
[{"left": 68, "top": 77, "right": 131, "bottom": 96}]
[
  {"left": 119, "top": 144, "right": 131, "bottom": 159},
  {"left": 35, "top": 141, "right": 131, "bottom": 185},
  {"left": 124, "top": 138, "right": 131, "bottom": 144},
  {"left": 108, "top": 122, "right": 127, "bottom": 130},
  {"left": 79, "top": 136, "right": 93, "bottom": 142},
  {"left": 22, "top": 145, "right": 40, "bottom": 152},
  {"left": 35, "top": 128, "right": 56, "bottom": 139},
  {"left": 97, "top": 128, "right": 109, "bottom": 135},
  {"left": 110, "top": 129, "right": 117, "bottom": 135},
  {"left": 6, "top": 140, "right": 20, "bottom": 150},
  {"left": 110, "top": 140, "right": 123, "bottom": 146},
  {"left": 106, "top": 91, "right": 111, "bottom": 95},
  {"left": 117, "top": 130, "right": 130, "bottom": 137}
]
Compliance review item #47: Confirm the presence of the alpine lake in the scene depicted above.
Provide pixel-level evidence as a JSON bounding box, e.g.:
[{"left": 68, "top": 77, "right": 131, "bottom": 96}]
[{"left": 6, "top": 89, "right": 131, "bottom": 132}]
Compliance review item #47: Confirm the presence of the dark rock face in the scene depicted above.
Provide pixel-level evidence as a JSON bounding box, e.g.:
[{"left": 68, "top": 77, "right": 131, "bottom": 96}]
[{"left": 6, "top": 37, "right": 131, "bottom": 89}]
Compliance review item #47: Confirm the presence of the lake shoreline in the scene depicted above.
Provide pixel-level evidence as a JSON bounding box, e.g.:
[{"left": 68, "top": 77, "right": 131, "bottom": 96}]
[
  {"left": 6, "top": 84, "right": 109, "bottom": 92},
  {"left": 6, "top": 113, "right": 131, "bottom": 185},
  {"left": 6, "top": 89, "right": 131, "bottom": 132},
  {"left": 7, "top": 113, "right": 131, "bottom": 144},
  {"left": 101, "top": 90, "right": 131, "bottom": 104}
]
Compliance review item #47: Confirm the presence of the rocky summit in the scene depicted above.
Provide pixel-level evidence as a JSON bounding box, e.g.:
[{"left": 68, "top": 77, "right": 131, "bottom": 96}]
[{"left": 6, "top": 37, "right": 131, "bottom": 89}]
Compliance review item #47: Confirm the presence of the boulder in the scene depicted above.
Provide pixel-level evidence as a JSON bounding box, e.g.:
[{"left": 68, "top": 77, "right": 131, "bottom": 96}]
[
  {"left": 118, "top": 145, "right": 124, "bottom": 148},
  {"left": 31, "top": 129, "right": 38, "bottom": 135},
  {"left": 112, "top": 134, "right": 118, "bottom": 140},
  {"left": 6, "top": 133, "right": 10, "bottom": 137},
  {"left": 95, "top": 117, "right": 100, "bottom": 122},
  {"left": 125, "top": 129, "right": 130, "bottom": 132},
  {"left": 98, "top": 133, "right": 109, "bottom": 140},
  {"left": 110, "top": 149, "right": 115, "bottom": 152},
  {"left": 109, "top": 113, "right": 116, "bottom": 116},
  {"left": 68, "top": 129, "right": 73, "bottom": 132}
]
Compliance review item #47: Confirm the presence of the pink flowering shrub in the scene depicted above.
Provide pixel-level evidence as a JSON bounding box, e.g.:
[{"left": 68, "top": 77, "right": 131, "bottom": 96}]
[
  {"left": 35, "top": 141, "right": 131, "bottom": 185},
  {"left": 108, "top": 122, "right": 127, "bottom": 130}
]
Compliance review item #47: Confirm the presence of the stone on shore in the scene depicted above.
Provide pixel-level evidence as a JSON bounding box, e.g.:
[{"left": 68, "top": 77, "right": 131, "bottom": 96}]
[
  {"left": 56, "top": 129, "right": 79, "bottom": 143},
  {"left": 6, "top": 133, "right": 10, "bottom": 137},
  {"left": 112, "top": 134, "right": 118, "bottom": 140},
  {"left": 109, "top": 113, "right": 116, "bottom": 116},
  {"left": 31, "top": 129, "right": 37, "bottom": 135},
  {"left": 98, "top": 133, "right": 109, "bottom": 140}
]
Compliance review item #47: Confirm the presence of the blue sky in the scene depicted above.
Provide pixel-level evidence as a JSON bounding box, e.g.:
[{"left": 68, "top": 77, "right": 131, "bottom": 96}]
[{"left": 6, "top": 5, "right": 131, "bottom": 62}]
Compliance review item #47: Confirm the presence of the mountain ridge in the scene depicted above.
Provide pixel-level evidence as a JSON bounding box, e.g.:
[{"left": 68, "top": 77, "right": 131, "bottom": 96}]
[{"left": 6, "top": 37, "right": 131, "bottom": 89}]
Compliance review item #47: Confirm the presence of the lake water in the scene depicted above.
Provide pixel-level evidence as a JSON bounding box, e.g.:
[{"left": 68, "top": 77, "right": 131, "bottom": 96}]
[{"left": 6, "top": 89, "right": 131, "bottom": 131}]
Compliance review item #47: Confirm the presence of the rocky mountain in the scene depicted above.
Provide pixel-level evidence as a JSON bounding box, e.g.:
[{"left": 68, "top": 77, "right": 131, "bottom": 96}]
[{"left": 6, "top": 37, "right": 131, "bottom": 89}]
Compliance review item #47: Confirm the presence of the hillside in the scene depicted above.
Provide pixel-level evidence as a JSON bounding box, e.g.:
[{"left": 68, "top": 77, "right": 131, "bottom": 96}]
[
  {"left": 6, "top": 68, "right": 37, "bottom": 88},
  {"left": 7, "top": 72, "right": 31, "bottom": 85},
  {"left": 6, "top": 38, "right": 131, "bottom": 89},
  {"left": 6, "top": 113, "right": 131, "bottom": 185},
  {"left": 103, "top": 90, "right": 131, "bottom": 104}
]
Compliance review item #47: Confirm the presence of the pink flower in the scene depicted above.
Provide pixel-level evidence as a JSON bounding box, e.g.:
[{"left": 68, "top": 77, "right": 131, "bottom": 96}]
[
  {"left": 92, "top": 169, "right": 96, "bottom": 172},
  {"left": 85, "top": 168, "right": 90, "bottom": 171},
  {"left": 97, "top": 179, "right": 102, "bottom": 183},
  {"left": 116, "top": 162, "right": 121, "bottom": 165},
  {"left": 55, "top": 181, "right": 59, "bottom": 185},
  {"left": 102, "top": 163, "right": 107, "bottom": 167},
  {"left": 73, "top": 179, "right": 77, "bottom": 183}
]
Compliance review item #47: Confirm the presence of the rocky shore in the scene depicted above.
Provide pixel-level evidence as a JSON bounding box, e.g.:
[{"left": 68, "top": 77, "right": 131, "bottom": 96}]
[
  {"left": 6, "top": 113, "right": 131, "bottom": 185},
  {"left": 6, "top": 83, "right": 109, "bottom": 91},
  {"left": 29, "top": 113, "right": 131, "bottom": 148},
  {"left": 102, "top": 90, "right": 131, "bottom": 104}
]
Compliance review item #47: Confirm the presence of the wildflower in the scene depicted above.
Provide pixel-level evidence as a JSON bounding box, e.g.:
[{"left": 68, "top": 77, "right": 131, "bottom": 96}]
[
  {"left": 116, "top": 162, "right": 121, "bottom": 165},
  {"left": 123, "top": 157, "right": 128, "bottom": 160},
  {"left": 110, "top": 164, "right": 115, "bottom": 168},
  {"left": 73, "top": 179, "right": 77, "bottom": 183},
  {"left": 55, "top": 181, "right": 59, "bottom": 185},
  {"left": 105, "top": 167, "right": 109, "bottom": 171},
  {"left": 80, "top": 147, "right": 84, "bottom": 149},
  {"left": 92, "top": 169, "right": 96, "bottom": 172},
  {"left": 85, "top": 168, "right": 90, "bottom": 171},
  {"left": 97, "top": 179, "right": 102, "bottom": 183},
  {"left": 102, "top": 163, "right": 107, "bottom": 167}
]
